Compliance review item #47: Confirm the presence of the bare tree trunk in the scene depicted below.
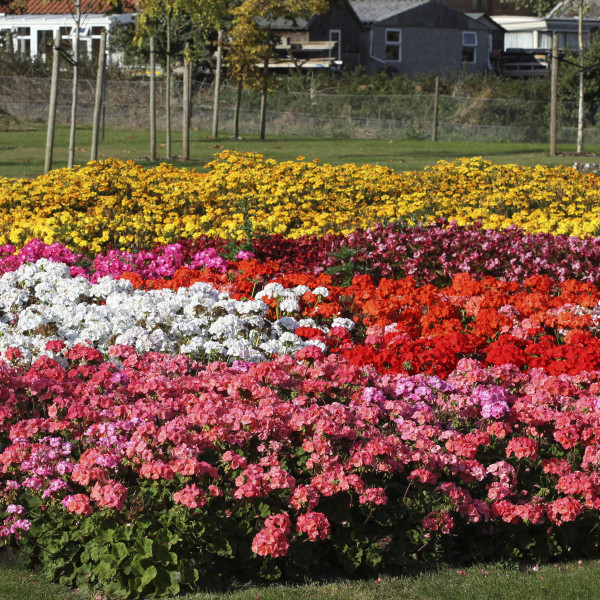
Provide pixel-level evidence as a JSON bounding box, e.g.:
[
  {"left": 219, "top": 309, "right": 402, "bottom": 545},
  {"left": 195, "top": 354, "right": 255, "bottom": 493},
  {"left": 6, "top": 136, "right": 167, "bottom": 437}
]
[
  {"left": 91, "top": 28, "right": 107, "bottom": 162},
  {"left": 182, "top": 41, "right": 190, "bottom": 160},
  {"left": 165, "top": 11, "right": 172, "bottom": 159},
  {"left": 212, "top": 30, "right": 223, "bottom": 139},
  {"left": 259, "top": 56, "right": 268, "bottom": 140},
  {"left": 550, "top": 33, "right": 558, "bottom": 157},
  {"left": 68, "top": 0, "right": 81, "bottom": 169},
  {"left": 45, "top": 30, "right": 61, "bottom": 174},
  {"left": 431, "top": 76, "right": 439, "bottom": 142},
  {"left": 577, "top": 0, "right": 584, "bottom": 154},
  {"left": 150, "top": 36, "right": 156, "bottom": 161},
  {"left": 233, "top": 79, "right": 242, "bottom": 139}
]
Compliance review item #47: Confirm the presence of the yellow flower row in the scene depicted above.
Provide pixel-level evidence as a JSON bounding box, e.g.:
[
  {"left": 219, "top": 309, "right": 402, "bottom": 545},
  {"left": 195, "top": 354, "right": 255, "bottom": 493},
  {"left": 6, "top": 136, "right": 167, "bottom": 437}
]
[{"left": 0, "top": 152, "right": 598, "bottom": 253}]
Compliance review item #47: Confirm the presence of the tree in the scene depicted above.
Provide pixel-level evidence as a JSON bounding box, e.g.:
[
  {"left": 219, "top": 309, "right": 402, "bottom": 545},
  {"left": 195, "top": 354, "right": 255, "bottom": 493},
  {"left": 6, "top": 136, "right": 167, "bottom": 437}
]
[
  {"left": 134, "top": 0, "right": 230, "bottom": 157},
  {"left": 507, "top": 0, "right": 588, "bottom": 153},
  {"left": 37, "top": 0, "right": 119, "bottom": 168},
  {"left": 226, "top": 0, "right": 329, "bottom": 138},
  {"left": 558, "top": 29, "right": 600, "bottom": 124}
]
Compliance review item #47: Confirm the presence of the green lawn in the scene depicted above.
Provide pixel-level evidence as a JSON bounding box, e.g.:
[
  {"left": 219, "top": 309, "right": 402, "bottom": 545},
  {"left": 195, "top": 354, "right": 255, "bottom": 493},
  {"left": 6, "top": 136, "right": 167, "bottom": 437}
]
[
  {"left": 0, "top": 120, "right": 597, "bottom": 179},
  {"left": 1, "top": 552, "right": 599, "bottom": 600}
]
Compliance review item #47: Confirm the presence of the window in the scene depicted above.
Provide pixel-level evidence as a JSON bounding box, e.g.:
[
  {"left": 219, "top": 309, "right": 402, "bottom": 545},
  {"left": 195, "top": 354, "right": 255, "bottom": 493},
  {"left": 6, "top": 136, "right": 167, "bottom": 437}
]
[
  {"left": 91, "top": 26, "right": 106, "bottom": 60},
  {"left": 37, "top": 30, "right": 54, "bottom": 60},
  {"left": 385, "top": 29, "right": 401, "bottom": 62},
  {"left": 329, "top": 29, "right": 341, "bottom": 61},
  {"left": 471, "top": 0, "right": 489, "bottom": 11},
  {"left": 16, "top": 27, "right": 30, "bottom": 56},
  {"left": 505, "top": 32, "right": 533, "bottom": 49},
  {"left": 462, "top": 31, "right": 477, "bottom": 63}
]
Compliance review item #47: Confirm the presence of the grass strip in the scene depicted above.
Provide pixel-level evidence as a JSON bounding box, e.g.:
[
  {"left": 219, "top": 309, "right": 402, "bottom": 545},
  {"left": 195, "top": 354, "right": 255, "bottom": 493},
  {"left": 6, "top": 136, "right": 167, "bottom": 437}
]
[{"left": 0, "top": 122, "right": 597, "bottom": 178}]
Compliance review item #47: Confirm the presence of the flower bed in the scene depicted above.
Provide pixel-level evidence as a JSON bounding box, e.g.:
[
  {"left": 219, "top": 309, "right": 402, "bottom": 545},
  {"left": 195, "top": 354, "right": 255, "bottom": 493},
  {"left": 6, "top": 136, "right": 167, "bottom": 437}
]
[
  {"left": 2, "top": 154, "right": 600, "bottom": 254},
  {"left": 1, "top": 157, "right": 600, "bottom": 598}
]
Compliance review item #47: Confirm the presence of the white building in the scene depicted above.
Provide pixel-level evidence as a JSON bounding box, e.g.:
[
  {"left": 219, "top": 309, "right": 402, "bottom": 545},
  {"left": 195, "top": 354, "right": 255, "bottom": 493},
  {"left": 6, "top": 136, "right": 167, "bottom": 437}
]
[
  {"left": 0, "top": 0, "right": 135, "bottom": 63},
  {"left": 492, "top": 13, "right": 600, "bottom": 51}
]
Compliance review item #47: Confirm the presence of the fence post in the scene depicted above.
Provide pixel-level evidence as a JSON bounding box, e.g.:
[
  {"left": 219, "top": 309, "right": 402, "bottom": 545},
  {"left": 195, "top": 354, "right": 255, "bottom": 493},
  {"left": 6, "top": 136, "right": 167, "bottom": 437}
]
[
  {"left": 431, "top": 76, "right": 439, "bottom": 142},
  {"left": 91, "top": 28, "right": 107, "bottom": 162},
  {"left": 44, "top": 30, "right": 61, "bottom": 174},
  {"left": 550, "top": 33, "right": 558, "bottom": 157}
]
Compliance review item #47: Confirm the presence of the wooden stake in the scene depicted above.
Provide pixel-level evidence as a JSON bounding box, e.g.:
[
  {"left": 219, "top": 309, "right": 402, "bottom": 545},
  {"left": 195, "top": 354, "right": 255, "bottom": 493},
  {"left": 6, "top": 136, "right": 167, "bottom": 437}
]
[
  {"left": 183, "top": 41, "right": 190, "bottom": 159},
  {"left": 212, "top": 30, "right": 223, "bottom": 139},
  {"left": 150, "top": 36, "right": 156, "bottom": 161},
  {"left": 91, "top": 28, "right": 107, "bottom": 161},
  {"left": 431, "top": 76, "right": 439, "bottom": 142},
  {"left": 44, "top": 30, "right": 61, "bottom": 174},
  {"left": 550, "top": 33, "right": 558, "bottom": 157}
]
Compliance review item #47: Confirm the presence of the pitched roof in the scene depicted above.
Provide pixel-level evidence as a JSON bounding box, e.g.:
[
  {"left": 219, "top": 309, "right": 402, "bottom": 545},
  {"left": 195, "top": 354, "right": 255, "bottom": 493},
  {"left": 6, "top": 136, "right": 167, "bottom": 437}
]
[
  {"left": 348, "top": 0, "right": 429, "bottom": 23},
  {"left": 2, "top": 0, "right": 136, "bottom": 15}
]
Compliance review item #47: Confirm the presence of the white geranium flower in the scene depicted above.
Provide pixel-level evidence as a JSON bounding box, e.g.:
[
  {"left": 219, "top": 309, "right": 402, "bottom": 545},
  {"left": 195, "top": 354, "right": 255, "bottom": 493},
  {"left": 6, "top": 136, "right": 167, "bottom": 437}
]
[
  {"left": 255, "top": 282, "right": 285, "bottom": 300},
  {"left": 312, "top": 286, "right": 330, "bottom": 298},
  {"left": 331, "top": 317, "right": 355, "bottom": 331},
  {"left": 0, "top": 258, "right": 341, "bottom": 365},
  {"left": 278, "top": 296, "right": 300, "bottom": 313}
]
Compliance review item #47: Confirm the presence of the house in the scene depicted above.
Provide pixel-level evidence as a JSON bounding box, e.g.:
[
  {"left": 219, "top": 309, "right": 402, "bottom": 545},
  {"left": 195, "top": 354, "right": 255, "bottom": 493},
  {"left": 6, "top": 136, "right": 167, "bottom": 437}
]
[
  {"left": 349, "top": 0, "right": 500, "bottom": 76},
  {"left": 489, "top": 3, "right": 600, "bottom": 76},
  {"left": 492, "top": 8, "right": 600, "bottom": 52},
  {"left": 2, "top": 0, "right": 502, "bottom": 77},
  {"left": 0, "top": 0, "right": 135, "bottom": 63},
  {"left": 257, "top": 0, "right": 363, "bottom": 71}
]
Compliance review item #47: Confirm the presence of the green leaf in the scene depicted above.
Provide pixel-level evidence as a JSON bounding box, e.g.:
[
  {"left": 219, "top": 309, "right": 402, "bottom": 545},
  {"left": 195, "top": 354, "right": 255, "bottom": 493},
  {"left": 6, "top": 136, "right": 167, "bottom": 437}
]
[
  {"left": 153, "top": 542, "right": 177, "bottom": 565},
  {"left": 114, "top": 541, "right": 129, "bottom": 561},
  {"left": 179, "top": 559, "right": 199, "bottom": 584},
  {"left": 103, "top": 580, "right": 131, "bottom": 600},
  {"left": 139, "top": 565, "right": 158, "bottom": 588},
  {"left": 258, "top": 502, "right": 271, "bottom": 518},
  {"left": 206, "top": 537, "right": 232, "bottom": 557},
  {"left": 100, "top": 527, "right": 117, "bottom": 543},
  {"left": 135, "top": 537, "right": 154, "bottom": 559},
  {"left": 89, "top": 543, "right": 103, "bottom": 562},
  {"left": 96, "top": 559, "right": 115, "bottom": 579}
]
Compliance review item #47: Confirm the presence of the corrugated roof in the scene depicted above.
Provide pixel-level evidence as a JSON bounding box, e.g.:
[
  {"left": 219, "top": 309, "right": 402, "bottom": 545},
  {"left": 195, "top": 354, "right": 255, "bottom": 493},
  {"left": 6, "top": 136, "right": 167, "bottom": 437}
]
[
  {"left": 349, "top": 0, "right": 429, "bottom": 23},
  {"left": 3, "top": 0, "right": 136, "bottom": 15}
]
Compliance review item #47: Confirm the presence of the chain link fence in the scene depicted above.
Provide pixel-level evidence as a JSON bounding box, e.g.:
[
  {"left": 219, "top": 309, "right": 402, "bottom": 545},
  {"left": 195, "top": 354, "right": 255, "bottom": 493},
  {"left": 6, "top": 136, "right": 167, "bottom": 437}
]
[{"left": 1, "top": 74, "right": 599, "bottom": 144}]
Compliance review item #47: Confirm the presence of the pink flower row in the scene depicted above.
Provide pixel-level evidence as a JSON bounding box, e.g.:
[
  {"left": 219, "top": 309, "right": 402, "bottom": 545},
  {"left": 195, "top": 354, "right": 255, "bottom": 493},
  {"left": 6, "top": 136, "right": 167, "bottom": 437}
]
[{"left": 1, "top": 343, "right": 600, "bottom": 556}]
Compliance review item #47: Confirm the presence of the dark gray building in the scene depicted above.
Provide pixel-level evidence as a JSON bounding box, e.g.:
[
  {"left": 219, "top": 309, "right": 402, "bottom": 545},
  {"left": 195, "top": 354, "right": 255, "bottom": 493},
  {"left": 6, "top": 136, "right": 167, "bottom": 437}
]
[{"left": 349, "top": 0, "right": 499, "bottom": 75}]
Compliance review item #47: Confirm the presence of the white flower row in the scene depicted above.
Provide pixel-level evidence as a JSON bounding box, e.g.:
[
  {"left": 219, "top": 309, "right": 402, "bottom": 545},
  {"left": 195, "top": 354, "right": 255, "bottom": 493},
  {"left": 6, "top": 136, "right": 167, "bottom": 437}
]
[{"left": 0, "top": 259, "right": 351, "bottom": 364}]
